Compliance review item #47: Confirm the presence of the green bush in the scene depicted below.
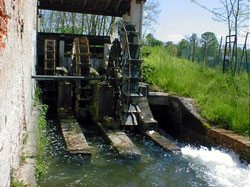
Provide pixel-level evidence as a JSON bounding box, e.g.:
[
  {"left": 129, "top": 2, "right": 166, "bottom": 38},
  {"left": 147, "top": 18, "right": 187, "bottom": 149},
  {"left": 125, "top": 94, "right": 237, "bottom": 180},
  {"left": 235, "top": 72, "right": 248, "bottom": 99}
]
[{"left": 142, "top": 46, "right": 249, "bottom": 136}]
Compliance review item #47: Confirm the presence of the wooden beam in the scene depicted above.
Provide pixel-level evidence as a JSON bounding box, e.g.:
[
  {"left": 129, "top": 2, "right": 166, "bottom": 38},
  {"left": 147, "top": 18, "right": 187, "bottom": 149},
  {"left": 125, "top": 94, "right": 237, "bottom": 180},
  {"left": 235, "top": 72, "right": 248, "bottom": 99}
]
[
  {"left": 144, "top": 131, "right": 180, "bottom": 152},
  {"left": 73, "top": 0, "right": 77, "bottom": 7},
  {"left": 83, "top": 0, "right": 88, "bottom": 9},
  {"left": 38, "top": 0, "right": 131, "bottom": 16},
  {"left": 104, "top": 0, "right": 112, "bottom": 10},
  {"left": 94, "top": 0, "right": 99, "bottom": 9},
  {"left": 59, "top": 109, "right": 92, "bottom": 155},
  {"left": 38, "top": 32, "right": 111, "bottom": 45},
  {"left": 97, "top": 123, "right": 141, "bottom": 158},
  {"left": 38, "top": 5, "right": 125, "bottom": 16},
  {"left": 115, "top": 0, "right": 121, "bottom": 11}
]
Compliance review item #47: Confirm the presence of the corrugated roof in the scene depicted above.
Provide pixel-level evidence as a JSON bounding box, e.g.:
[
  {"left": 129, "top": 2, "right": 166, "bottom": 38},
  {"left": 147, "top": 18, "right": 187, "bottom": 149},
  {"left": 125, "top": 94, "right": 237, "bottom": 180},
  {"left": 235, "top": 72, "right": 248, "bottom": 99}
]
[{"left": 38, "top": 0, "right": 146, "bottom": 17}]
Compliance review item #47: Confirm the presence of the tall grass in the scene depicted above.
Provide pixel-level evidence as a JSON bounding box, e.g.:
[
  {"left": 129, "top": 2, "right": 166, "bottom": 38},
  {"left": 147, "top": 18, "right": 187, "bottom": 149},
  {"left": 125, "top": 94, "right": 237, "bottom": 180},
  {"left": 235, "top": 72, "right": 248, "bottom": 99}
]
[{"left": 141, "top": 46, "right": 249, "bottom": 136}]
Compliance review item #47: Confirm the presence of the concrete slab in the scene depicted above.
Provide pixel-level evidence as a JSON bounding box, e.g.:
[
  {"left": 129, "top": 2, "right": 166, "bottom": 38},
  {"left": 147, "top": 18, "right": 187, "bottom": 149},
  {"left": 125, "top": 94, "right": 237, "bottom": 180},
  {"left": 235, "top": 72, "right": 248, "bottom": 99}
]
[
  {"left": 144, "top": 130, "right": 180, "bottom": 152},
  {"left": 18, "top": 106, "right": 40, "bottom": 187},
  {"left": 59, "top": 110, "right": 91, "bottom": 155},
  {"left": 148, "top": 92, "right": 171, "bottom": 106},
  {"left": 18, "top": 158, "right": 36, "bottom": 186},
  {"left": 97, "top": 123, "right": 141, "bottom": 158}
]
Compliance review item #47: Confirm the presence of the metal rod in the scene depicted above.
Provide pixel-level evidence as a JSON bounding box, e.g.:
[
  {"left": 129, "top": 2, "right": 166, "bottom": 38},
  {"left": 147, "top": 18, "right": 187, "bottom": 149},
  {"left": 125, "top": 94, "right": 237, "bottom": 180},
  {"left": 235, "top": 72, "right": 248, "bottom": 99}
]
[{"left": 32, "top": 75, "right": 103, "bottom": 81}]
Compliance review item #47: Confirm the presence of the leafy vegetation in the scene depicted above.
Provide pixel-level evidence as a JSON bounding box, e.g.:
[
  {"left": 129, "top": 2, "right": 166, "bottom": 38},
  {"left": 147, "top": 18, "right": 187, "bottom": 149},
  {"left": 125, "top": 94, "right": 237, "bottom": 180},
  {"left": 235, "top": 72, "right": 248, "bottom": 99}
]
[
  {"left": 35, "top": 103, "right": 48, "bottom": 181},
  {"left": 40, "top": 0, "right": 160, "bottom": 36},
  {"left": 141, "top": 46, "right": 249, "bottom": 136},
  {"left": 10, "top": 178, "right": 30, "bottom": 187},
  {"left": 144, "top": 32, "right": 221, "bottom": 68},
  {"left": 10, "top": 169, "right": 30, "bottom": 187},
  {"left": 35, "top": 88, "right": 49, "bottom": 182}
]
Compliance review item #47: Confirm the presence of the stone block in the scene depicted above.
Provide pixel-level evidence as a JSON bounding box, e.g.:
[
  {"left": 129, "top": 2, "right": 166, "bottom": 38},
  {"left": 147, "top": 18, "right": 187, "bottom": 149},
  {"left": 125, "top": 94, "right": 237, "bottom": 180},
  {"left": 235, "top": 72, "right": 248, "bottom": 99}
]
[{"left": 148, "top": 92, "right": 171, "bottom": 106}]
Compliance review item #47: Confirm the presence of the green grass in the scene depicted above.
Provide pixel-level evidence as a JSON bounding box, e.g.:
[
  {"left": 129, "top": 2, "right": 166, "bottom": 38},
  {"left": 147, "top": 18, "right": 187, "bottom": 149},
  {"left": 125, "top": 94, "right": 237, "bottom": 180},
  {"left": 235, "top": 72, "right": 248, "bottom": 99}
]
[
  {"left": 10, "top": 169, "right": 31, "bottom": 187},
  {"left": 34, "top": 86, "right": 49, "bottom": 182},
  {"left": 35, "top": 104, "right": 49, "bottom": 182},
  {"left": 141, "top": 46, "right": 250, "bottom": 137},
  {"left": 10, "top": 179, "right": 30, "bottom": 187}
]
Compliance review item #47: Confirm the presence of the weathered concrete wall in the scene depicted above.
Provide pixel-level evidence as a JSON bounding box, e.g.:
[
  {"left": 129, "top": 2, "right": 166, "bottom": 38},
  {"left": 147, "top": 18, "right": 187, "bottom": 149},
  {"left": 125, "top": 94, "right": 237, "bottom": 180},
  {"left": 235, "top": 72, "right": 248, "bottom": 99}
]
[
  {"left": 149, "top": 92, "right": 250, "bottom": 163},
  {"left": 123, "top": 0, "right": 143, "bottom": 36},
  {"left": 0, "top": 0, "right": 37, "bottom": 186},
  {"left": 208, "top": 129, "right": 250, "bottom": 163}
]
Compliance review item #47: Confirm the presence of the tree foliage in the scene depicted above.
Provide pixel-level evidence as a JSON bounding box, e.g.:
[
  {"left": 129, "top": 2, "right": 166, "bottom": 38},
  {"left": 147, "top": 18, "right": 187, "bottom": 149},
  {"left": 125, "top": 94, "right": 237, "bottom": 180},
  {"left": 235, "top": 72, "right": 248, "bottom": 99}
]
[
  {"left": 187, "top": 33, "right": 199, "bottom": 62},
  {"left": 39, "top": 1, "right": 161, "bottom": 36},
  {"left": 145, "top": 32, "right": 221, "bottom": 66},
  {"left": 39, "top": 11, "right": 117, "bottom": 35},
  {"left": 143, "top": 0, "right": 161, "bottom": 33},
  {"left": 145, "top": 33, "right": 164, "bottom": 47},
  {"left": 177, "top": 39, "right": 189, "bottom": 57},
  {"left": 190, "top": 0, "right": 248, "bottom": 31},
  {"left": 190, "top": 0, "right": 248, "bottom": 74},
  {"left": 200, "top": 32, "right": 219, "bottom": 61}
]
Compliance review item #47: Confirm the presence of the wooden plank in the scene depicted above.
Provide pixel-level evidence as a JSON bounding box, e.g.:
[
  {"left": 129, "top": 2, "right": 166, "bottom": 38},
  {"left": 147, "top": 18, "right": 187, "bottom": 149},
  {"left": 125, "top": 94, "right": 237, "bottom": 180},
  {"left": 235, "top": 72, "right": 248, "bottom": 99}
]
[
  {"left": 94, "top": 0, "right": 100, "bottom": 9},
  {"left": 38, "top": 0, "right": 130, "bottom": 17},
  {"left": 83, "top": 0, "right": 88, "bottom": 9},
  {"left": 104, "top": 0, "right": 112, "bottom": 10},
  {"left": 73, "top": 0, "right": 77, "bottom": 7},
  {"left": 97, "top": 123, "right": 141, "bottom": 158},
  {"left": 59, "top": 110, "right": 91, "bottom": 155},
  {"left": 115, "top": 0, "right": 121, "bottom": 11},
  {"left": 144, "top": 130, "right": 180, "bottom": 152}
]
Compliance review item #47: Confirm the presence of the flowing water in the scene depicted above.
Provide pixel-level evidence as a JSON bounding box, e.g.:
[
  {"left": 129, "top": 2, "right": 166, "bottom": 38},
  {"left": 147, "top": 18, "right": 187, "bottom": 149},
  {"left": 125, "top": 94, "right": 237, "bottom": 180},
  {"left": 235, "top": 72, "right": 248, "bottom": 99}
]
[{"left": 39, "top": 122, "right": 250, "bottom": 187}]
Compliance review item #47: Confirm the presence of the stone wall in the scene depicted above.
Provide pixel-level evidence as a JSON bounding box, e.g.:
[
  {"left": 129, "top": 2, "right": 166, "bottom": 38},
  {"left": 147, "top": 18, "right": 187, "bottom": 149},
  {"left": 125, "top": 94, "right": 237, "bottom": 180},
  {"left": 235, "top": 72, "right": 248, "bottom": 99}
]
[
  {"left": 208, "top": 129, "right": 250, "bottom": 163},
  {"left": 0, "top": 0, "right": 37, "bottom": 186},
  {"left": 148, "top": 92, "right": 250, "bottom": 163}
]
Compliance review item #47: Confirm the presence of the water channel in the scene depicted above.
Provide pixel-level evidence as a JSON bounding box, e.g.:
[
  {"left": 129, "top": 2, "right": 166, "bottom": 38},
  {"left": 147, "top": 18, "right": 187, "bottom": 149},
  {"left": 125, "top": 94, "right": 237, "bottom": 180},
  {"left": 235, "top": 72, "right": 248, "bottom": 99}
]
[{"left": 38, "top": 121, "right": 250, "bottom": 187}]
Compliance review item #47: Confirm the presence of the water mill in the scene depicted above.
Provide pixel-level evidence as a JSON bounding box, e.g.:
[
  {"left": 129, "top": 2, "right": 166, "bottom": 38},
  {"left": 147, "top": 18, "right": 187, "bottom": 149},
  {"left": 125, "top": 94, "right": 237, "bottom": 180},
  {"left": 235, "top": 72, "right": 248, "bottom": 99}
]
[{"left": 0, "top": 0, "right": 250, "bottom": 186}]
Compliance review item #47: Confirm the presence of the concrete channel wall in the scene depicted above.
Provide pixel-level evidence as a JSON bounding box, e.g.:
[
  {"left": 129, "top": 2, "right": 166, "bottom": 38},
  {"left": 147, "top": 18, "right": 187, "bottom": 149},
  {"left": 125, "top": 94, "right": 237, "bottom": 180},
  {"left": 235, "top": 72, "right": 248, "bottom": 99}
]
[
  {"left": 0, "top": 0, "right": 37, "bottom": 186},
  {"left": 148, "top": 92, "right": 250, "bottom": 163}
]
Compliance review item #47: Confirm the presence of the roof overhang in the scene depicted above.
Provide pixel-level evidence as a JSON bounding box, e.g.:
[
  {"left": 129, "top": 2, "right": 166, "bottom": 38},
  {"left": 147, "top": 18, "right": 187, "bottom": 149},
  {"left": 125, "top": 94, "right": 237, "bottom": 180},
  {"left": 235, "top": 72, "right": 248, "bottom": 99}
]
[{"left": 38, "top": 0, "right": 146, "bottom": 17}]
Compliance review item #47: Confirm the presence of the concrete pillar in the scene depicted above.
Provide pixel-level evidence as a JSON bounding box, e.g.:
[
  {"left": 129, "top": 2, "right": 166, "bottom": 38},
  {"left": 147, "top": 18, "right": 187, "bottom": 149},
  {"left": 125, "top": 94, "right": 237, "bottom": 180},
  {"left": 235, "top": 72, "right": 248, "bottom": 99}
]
[{"left": 123, "top": 0, "right": 144, "bottom": 37}]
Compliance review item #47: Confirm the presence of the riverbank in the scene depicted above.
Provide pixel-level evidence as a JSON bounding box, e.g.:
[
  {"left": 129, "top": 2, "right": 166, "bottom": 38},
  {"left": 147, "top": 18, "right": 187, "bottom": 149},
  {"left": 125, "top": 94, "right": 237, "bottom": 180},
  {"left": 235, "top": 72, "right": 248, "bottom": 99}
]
[
  {"left": 10, "top": 106, "right": 40, "bottom": 186},
  {"left": 141, "top": 46, "right": 250, "bottom": 137},
  {"left": 11, "top": 103, "right": 48, "bottom": 187}
]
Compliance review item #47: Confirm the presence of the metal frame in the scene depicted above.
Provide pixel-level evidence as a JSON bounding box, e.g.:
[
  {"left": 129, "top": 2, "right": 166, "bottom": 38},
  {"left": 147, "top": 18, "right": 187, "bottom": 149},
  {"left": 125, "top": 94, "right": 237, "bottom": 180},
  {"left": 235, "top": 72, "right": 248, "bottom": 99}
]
[{"left": 32, "top": 75, "right": 103, "bottom": 81}]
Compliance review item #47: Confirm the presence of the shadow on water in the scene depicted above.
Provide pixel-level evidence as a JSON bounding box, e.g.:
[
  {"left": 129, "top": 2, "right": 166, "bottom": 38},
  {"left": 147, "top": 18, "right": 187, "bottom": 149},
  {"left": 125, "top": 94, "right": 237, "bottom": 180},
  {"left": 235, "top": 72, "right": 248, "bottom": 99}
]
[{"left": 38, "top": 120, "right": 250, "bottom": 187}]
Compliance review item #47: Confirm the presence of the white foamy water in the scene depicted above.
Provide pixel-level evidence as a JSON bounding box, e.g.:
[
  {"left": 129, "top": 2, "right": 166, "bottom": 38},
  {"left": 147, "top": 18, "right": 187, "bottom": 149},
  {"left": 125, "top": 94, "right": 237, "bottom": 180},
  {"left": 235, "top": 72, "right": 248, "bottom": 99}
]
[{"left": 181, "top": 146, "right": 250, "bottom": 187}]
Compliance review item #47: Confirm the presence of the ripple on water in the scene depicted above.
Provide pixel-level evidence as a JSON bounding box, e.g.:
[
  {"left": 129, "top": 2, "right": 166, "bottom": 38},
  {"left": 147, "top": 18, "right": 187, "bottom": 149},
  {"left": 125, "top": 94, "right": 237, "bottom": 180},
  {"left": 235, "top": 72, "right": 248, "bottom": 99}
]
[
  {"left": 39, "top": 123, "right": 250, "bottom": 187},
  {"left": 181, "top": 145, "right": 250, "bottom": 187}
]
